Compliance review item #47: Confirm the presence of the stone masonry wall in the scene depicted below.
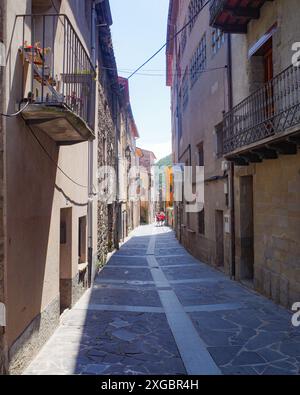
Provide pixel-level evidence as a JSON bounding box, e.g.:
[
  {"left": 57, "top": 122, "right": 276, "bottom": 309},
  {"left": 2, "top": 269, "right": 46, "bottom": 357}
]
[
  {"left": 253, "top": 152, "right": 300, "bottom": 308},
  {"left": 234, "top": 152, "right": 300, "bottom": 308},
  {"left": 9, "top": 297, "right": 60, "bottom": 375},
  {"left": 97, "top": 84, "right": 117, "bottom": 266}
]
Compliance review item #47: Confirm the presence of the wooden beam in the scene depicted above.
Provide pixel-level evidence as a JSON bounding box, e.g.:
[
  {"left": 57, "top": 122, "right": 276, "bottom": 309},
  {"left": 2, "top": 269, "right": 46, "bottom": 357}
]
[
  {"left": 251, "top": 147, "right": 278, "bottom": 160},
  {"left": 288, "top": 135, "right": 300, "bottom": 146},
  {"left": 239, "top": 152, "right": 262, "bottom": 163},
  {"left": 228, "top": 157, "right": 249, "bottom": 166},
  {"left": 267, "top": 141, "right": 298, "bottom": 155},
  {"left": 227, "top": 7, "right": 260, "bottom": 19},
  {"left": 214, "top": 22, "right": 248, "bottom": 34}
]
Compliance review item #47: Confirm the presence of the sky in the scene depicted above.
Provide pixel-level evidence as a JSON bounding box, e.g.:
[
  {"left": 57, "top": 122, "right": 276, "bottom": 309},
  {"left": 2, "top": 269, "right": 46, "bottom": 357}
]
[{"left": 109, "top": 0, "right": 172, "bottom": 161}]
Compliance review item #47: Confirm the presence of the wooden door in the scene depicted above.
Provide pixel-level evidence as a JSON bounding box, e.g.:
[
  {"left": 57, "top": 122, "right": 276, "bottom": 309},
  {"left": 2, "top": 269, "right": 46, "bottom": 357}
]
[{"left": 264, "top": 47, "right": 274, "bottom": 118}]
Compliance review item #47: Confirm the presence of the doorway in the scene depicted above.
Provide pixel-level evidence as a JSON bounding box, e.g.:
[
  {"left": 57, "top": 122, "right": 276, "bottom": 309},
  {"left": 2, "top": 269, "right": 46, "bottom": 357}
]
[
  {"left": 250, "top": 36, "right": 274, "bottom": 122},
  {"left": 78, "top": 216, "right": 87, "bottom": 264},
  {"left": 59, "top": 208, "right": 72, "bottom": 313},
  {"left": 240, "top": 176, "right": 254, "bottom": 281},
  {"left": 215, "top": 210, "right": 224, "bottom": 267}
]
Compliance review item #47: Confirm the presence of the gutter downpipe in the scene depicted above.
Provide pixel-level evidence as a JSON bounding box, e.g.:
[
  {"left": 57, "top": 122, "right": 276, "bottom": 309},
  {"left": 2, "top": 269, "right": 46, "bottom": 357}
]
[
  {"left": 88, "top": 0, "right": 97, "bottom": 287},
  {"left": 0, "top": 0, "right": 8, "bottom": 375},
  {"left": 227, "top": 33, "right": 235, "bottom": 280}
]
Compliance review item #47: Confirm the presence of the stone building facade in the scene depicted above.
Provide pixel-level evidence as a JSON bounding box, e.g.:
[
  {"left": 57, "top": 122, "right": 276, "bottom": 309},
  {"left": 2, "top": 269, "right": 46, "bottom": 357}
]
[
  {"left": 117, "top": 77, "right": 140, "bottom": 240},
  {"left": 167, "top": 0, "right": 300, "bottom": 308},
  {"left": 97, "top": 79, "right": 117, "bottom": 265},
  {"left": 166, "top": 0, "right": 232, "bottom": 272},
  {"left": 210, "top": 0, "right": 300, "bottom": 307}
]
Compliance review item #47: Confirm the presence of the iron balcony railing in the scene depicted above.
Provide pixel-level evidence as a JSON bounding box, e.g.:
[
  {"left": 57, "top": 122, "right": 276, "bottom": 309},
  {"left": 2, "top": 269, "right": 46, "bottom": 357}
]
[
  {"left": 17, "top": 14, "right": 96, "bottom": 130},
  {"left": 223, "top": 64, "right": 300, "bottom": 154}
]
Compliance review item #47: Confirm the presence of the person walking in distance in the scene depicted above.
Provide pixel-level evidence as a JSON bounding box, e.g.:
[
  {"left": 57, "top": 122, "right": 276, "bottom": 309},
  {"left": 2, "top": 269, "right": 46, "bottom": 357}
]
[
  {"left": 155, "top": 212, "right": 161, "bottom": 227},
  {"left": 159, "top": 211, "right": 166, "bottom": 227}
]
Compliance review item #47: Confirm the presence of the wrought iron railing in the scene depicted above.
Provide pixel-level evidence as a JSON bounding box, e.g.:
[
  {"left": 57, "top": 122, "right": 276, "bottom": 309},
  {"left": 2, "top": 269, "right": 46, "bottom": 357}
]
[
  {"left": 17, "top": 14, "right": 96, "bottom": 130},
  {"left": 223, "top": 64, "right": 300, "bottom": 154}
]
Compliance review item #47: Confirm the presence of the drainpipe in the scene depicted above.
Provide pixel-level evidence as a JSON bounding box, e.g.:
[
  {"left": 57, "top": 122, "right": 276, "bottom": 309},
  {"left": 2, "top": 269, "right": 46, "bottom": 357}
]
[
  {"left": 0, "top": 0, "right": 8, "bottom": 374},
  {"left": 226, "top": 33, "right": 236, "bottom": 279},
  {"left": 88, "top": 0, "right": 97, "bottom": 287}
]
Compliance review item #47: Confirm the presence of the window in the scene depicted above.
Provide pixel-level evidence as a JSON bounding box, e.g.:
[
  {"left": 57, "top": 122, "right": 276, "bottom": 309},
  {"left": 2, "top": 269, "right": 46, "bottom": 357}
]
[
  {"left": 190, "top": 33, "right": 206, "bottom": 87},
  {"left": 188, "top": 0, "right": 204, "bottom": 33},
  {"left": 182, "top": 68, "right": 189, "bottom": 110},
  {"left": 212, "top": 28, "right": 225, "bottom": 55},
  {"left": 198, "top": 209, "right": 205, "bottom": 235}
]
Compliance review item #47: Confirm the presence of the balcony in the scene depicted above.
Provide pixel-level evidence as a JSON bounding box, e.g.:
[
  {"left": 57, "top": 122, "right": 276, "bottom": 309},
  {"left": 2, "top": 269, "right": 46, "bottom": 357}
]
[
  {"left": 209, "top": 0, "right": 269, "bottom": 33},
  {"left": 17, "top": 14, "right": 96, "bottom": 145},
  {"left": 222, "top": 65, "right": 300, "bottom": 165}
]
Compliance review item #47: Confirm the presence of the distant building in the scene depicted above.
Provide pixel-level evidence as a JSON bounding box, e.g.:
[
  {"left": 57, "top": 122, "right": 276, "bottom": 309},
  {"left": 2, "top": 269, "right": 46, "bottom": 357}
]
[
  {"left": 156, "top": 156, "right": 174, "bottom": 227},
  {"left": 137, "top": 148, "right": 156, "bottom": 224}
]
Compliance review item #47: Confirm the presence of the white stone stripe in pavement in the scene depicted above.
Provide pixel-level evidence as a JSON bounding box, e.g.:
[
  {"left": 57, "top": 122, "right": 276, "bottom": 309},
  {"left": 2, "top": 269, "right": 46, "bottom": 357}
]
[
  {"left": 146, "top": 233, "right": 156, "bottom": 255},
  {"left": 146, "top": 242, "right": 221, "bottom": 375},
  {"left": 73, "top": 304, "right": 165, "bottom": 314},
  {"left": 184, "top": 303, "right": 243, "bottom": 313},
  {"left": 74, "top": 302, "right": 243, "bottom": 315},
  {"left": 95, "top": 278, "right": 225, "bottom": 286},
  {"left": 169, "top": 278, "right": 228, "bottom": 284},
  {"left": 111, "top": 254, "right": 192, "bottom": 258},
  {"left": 95, "top": 279, "right": 155, "bottom": 285},
  {"left": 158, "top": 290, "right": 221, "bottom": 375},
  {"left": 107, "top": 264, "right": 199, "bottom": 269}
]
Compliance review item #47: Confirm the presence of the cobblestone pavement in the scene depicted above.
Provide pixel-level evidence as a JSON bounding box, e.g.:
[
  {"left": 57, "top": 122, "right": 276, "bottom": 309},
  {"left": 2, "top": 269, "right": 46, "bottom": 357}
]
[{"left": 24, "top": 225, "right": 300, "bottom": 375}]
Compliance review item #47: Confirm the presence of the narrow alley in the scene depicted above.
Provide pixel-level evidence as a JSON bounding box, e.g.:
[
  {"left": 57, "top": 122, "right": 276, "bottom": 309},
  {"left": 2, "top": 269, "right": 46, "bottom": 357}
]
[{"left": 24, "top": 225, "right": 300, "bottom": 376}]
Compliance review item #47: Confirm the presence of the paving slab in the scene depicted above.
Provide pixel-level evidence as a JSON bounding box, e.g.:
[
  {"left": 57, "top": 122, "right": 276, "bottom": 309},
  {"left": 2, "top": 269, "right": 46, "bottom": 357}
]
[{"left": 24, "top": 225, "right": 300, "bottom": 376}]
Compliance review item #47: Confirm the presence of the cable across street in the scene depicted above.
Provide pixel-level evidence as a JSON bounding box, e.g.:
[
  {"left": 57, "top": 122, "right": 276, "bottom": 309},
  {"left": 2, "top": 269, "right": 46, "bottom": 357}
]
[{"left": 127, "top": 0, "right": 211, "bottom": 79}]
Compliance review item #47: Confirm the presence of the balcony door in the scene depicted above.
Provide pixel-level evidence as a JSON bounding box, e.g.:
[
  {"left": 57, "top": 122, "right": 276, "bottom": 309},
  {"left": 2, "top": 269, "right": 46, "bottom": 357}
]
[
  {"left": 263, "top": 43, "right": 274, "bottom": 119},
  {"left": 250, "top": 35, "right": 274, "bottom": 126},
  {"left": 264, "top": 46, "right": 273, "bottom": 83}
]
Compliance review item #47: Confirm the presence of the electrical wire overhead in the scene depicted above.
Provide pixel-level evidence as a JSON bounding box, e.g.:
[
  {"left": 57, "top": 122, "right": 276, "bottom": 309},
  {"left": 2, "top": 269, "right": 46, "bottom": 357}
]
[
  {"left": 127, "top": 0, "right": 211, "bottom": 79},
  {"left": 0, "top": 102, "right": 29, "bottom": 117}
]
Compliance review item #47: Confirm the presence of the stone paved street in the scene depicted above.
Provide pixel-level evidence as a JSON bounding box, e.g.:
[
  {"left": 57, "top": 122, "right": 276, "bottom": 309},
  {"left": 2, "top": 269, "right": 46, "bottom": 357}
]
[{"left": 24, "top": 225, "right": 300, "bottom": 375}]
